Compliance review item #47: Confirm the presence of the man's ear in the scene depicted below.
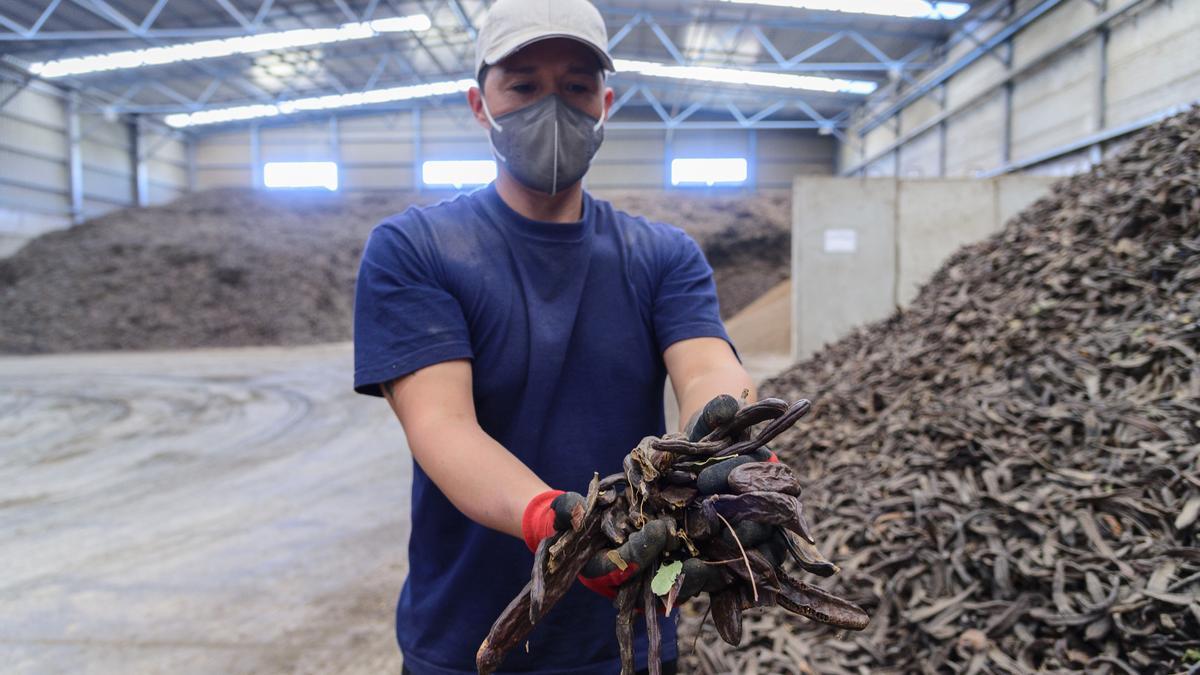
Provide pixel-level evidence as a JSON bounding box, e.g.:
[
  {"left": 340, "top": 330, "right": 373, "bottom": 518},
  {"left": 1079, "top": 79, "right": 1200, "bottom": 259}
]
[
  {"left": 603, "top": 86, "right": 614, "bottom": 120},
  {"left": 467, "top": 86, "right": 491, "bottom": 131}
]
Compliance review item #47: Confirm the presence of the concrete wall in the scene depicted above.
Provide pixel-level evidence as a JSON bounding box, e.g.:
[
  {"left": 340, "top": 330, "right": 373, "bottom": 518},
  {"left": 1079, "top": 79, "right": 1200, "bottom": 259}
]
[
  {"left": 791, "top": 175, "right": 1056, "bottom": 359},
  {"left": 193, "top": 107, "right": 836, "bottom": 193},
  {"left": 839, "top": 0, "right": 1200, "bottom": 179},
  {"left": 0, "top": 78, "right": 188, "bottom": 256}
]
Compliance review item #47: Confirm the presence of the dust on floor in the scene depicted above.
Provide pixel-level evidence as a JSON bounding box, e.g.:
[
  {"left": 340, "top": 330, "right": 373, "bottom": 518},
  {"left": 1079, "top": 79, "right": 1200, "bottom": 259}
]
[{"left": 0, "top": 344, "right": 408, "bottom": 674}]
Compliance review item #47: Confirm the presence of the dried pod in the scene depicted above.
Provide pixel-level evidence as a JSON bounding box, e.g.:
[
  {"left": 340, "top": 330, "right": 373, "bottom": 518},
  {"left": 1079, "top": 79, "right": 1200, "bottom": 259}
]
[
  {"left": 649, "top": 484, "right": 698, "bottom": 511},
  {"left": 614, "top": 582, "right": 639, "bottom": 675},
  {"left": 776, "top": 572, "right": 870, "bottom": 631},
  {"left": 778, "top": 529, "right": 838, "bottom": 577},
  {"left": 685, "top": 501, "right": 718, "bottom": 541},
  {"left": 601, "top": 505, "right": 629, "bottom": 545},
  {"left": 703, "top": 491, "right": 816, "bottom": 544},
  {"left": 701, "top": 397, "right": 791, "bottom": 442},
  {"left": 710, "top": 588, "right": 744, "bottom": 646},
  {"left": 726, "top": 462, "right": 803, "bottom": 496}
]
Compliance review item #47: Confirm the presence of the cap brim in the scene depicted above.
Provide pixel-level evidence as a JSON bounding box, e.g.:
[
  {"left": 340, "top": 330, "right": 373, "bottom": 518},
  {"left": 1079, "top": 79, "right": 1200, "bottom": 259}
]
[{"left": 481, "top": 28, "right": 615, "bottom": 77}]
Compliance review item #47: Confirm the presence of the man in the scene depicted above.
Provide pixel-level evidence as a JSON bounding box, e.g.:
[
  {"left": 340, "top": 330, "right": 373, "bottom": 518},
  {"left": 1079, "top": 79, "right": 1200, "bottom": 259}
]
[{"left": 353, "top": 0, "right": 756, "bottom": 672}]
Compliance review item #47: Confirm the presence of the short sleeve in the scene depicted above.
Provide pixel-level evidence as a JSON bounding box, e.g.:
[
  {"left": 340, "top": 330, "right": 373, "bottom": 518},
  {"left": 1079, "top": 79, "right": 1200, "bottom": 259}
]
[
  {"left": 353, "top": 219, "right": 473, "bottom": 396},
  {"left": 651, "top": 228, "right": 737, "bottom": 359}
]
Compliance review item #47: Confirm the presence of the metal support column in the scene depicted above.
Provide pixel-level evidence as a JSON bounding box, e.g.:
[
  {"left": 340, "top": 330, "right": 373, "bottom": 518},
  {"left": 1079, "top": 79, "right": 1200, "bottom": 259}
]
[
  {"left": 1092, "top": 25, "right": 1110, "bottom": 165},
  {"left": 892, "top": 116, "right": 901, "bottom": 176},
  {"left": 1001, "top": 41, "right": 1014, "bottom": 165},
  {"left": 937, "top": 84, "right": 948, "bottom": 177},
  {"left": 66, "top": 91, "right": 84, "bottom": 224},
  {"left": 412, "top": 108, "right": 422, "bottom": 192},
  {"left": 663, "top": 128, "right": 674, "bottom": 190},
  {"left": 132, "top": 116, "right": 149, "bottom": 207},
  {"left": 250, "top": 122, "right": 262, "bottom": 188},
  {"left": 186, "top": 135, "right": 197, "bottom": 192},
  {"left": 747, "top": 128, "right": 758, "bottom": 190},
  {"left": 329, "top": 115, "right": 341, "bottom": 188}
]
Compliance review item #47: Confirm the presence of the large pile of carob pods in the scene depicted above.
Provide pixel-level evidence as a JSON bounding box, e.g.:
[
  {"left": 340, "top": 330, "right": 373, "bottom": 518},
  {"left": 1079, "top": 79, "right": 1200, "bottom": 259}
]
[
  {"left": 475, "top": 395, "right": 870, "bottom": 674},
  {"left": 679, "top": 109, "right": 1200, "bottom": 673}
]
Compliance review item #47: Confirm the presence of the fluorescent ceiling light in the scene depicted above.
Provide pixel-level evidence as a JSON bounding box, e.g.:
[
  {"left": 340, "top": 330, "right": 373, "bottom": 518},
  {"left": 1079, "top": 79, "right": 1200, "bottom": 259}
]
[
  {"left": 715, "top": 0, "right": 969, "bottom": 20},
  {"left": 163, "top": 78, "right": 474, "bottom": 128},
  {"left": 422, "top": 160, "right": 497, "bottom": 188},
  {"left": 27, "top": 14, "right": 431, "bottom": 78},
  {"left": 264, "top": 161, "right": 339, "bottom": 190},
  {"left": 614, "top": 58, "right": 876, "bottom": 95},
  {"left": 672, "top": 158, "right": 749, "bottom": 186}
]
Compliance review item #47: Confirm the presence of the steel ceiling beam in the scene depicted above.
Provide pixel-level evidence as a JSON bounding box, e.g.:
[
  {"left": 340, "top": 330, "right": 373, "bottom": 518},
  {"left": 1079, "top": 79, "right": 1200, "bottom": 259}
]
[{"left": 857, "top": 0, "right": 1066, "bottom": 134}]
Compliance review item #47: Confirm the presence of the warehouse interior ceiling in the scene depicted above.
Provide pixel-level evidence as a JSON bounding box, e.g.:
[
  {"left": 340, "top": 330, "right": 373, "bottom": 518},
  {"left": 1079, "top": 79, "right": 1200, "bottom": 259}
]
[{"left": 0, "top": 0, "right": 980, "bottom": 136}]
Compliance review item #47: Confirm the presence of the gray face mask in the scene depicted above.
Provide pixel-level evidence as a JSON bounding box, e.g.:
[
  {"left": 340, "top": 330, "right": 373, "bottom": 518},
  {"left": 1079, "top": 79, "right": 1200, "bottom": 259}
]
[{"left": 481, "top": 93, "right": 605, "bottom": 196}]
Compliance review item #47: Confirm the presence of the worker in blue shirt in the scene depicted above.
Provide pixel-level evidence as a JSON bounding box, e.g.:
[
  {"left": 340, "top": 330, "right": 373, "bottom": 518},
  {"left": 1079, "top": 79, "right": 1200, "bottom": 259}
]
[{"left": 353, "top": 0, "right": 757, "bottom": 672}]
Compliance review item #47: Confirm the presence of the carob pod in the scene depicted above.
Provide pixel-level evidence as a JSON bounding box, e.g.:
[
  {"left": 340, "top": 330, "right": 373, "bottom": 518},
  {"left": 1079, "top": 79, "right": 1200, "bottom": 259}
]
[
  {"left": 614, "top": 582, "right": 639, "bottom": 675},
  {"left": 778, "top": 528, "right": 838, "bottom": 577},
  {"left": 776, "top": 572, "right": 870, "bottom": 631},
  {"left": 529, "top": 535, "right": 552, "bottom": 621},
  {"left": 726, "top": 461, "right": 803, "bottom": 496},
  {"left": 710, "top": 587, "right": 744, "bottom": 646},
  {"left": 642, "top": 574, "right": 663, "bottom": 675},
  {"left": 685, "top": 501, "right": 718, "bottom": 542},
  {"left": 714, "top": 399, "right": 811, "bottom": 458},
  {"left": 601, "top": 504, "right": 629, "bottom": 545},
  {"left": 647, "top": 484, "right": 697, "bottom": 511},
  {"left": 663, "top": 469, "right": 697, "bottom": 486},
  {"left": 702, "top": 491, "right": 816, "bottom": 544},
  {"left": 476, "top": 511, "right": 607, "bottom": 674},
  {"left": 700, "top": 397, "right": 790, "bottom": 442}
]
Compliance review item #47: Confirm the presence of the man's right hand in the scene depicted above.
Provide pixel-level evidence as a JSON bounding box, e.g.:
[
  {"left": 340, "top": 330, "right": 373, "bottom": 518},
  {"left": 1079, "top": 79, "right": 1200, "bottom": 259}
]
[{"left": 522, "top": 490, "right": 670, "bottom": 600}]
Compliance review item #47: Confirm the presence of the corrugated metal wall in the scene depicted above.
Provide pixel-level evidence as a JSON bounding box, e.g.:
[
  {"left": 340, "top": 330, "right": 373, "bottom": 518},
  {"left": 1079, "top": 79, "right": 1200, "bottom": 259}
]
[
  {"left": 0, "top": 79, "right": 189, "bottom": 243},
  {"left": 840, "top": 0, "right": 1200, "bottom": 178},
  {"left": 193, "top": 105, "right": 836, "bottom": 193}
]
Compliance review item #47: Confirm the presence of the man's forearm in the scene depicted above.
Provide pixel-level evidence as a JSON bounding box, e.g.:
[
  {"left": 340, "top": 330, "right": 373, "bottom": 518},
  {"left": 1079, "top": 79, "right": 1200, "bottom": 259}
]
[
  {"left": 403, "top": 411, "right": 549, "bottom": 539},
  {"left": 676, "top": 362, "right": 756, "bottom": 434}
]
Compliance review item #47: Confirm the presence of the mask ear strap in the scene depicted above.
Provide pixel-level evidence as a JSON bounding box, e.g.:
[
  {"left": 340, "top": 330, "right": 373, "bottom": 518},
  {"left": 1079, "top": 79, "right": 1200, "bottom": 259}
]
[
  {"left": 480, "top": 95, "right": 503, "bottom": 132},
  {"left": 480, "top": 95, "right": 507, "bottom": 163},
  {"left": 593, "top": 105, "right": 606, "bottom": 132}
]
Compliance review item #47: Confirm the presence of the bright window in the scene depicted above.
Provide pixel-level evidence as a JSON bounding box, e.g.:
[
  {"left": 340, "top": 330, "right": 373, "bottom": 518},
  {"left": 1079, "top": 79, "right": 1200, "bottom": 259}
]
[
  {"left": 671, "top": 158, "right": 748, "bottom": 187},
  {"left": 422, "top": 160, "right": 497, "bottom": 188},
  {"left": 263, "top": 161, "right": 339, "bottom": 190}
]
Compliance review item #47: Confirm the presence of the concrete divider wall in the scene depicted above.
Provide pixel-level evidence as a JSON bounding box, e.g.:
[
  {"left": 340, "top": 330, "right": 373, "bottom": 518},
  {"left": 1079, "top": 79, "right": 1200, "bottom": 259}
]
[{"left": 791, "top": 175, "right": 1056, "bottom": 359}]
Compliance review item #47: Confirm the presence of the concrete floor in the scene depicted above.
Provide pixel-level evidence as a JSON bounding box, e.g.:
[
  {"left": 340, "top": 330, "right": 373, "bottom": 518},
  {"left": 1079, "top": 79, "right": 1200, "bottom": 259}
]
[
  {"left": 0, "top": 345, "right": 410, "bottom": 674},
  {"left": 0, "top": 344, "right": 791, "bottom": 674}
]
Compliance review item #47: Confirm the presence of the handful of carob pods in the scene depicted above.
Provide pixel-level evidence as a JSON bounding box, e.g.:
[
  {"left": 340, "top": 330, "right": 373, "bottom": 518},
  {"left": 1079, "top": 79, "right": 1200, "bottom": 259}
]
[{"left": 477, "top": 395, "right": 870, "bottom": 675}]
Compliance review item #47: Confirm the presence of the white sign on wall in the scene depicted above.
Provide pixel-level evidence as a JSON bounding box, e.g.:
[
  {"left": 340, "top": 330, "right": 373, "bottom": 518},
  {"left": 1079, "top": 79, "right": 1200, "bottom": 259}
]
[{"left": 823, "top": 229, "right": 858, "bottom": 253}]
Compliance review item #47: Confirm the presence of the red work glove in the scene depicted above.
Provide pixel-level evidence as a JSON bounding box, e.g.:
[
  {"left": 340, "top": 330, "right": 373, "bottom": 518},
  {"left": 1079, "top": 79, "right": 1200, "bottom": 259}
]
[{"left": 522, "top": 490, "right": 670, "bottom": 600}]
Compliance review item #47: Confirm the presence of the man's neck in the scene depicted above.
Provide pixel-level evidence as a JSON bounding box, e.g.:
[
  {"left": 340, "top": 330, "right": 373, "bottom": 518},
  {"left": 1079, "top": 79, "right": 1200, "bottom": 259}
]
[{"left": 494, "top": 171, "right": 585, "bottom": 223}]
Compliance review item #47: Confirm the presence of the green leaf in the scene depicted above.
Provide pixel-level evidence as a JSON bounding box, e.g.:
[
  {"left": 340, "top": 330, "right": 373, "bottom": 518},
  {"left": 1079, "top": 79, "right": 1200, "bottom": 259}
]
[{"left": 652, "top": 561, "right": 683, "bottom": 596}]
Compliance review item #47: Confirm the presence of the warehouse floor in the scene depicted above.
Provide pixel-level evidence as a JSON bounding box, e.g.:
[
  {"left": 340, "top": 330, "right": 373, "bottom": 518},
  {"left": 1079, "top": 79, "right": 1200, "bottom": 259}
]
[
  {"left": 1, "top": 342, "right": 790, "bottom": 673},
  {"left": 0, "top": 345, "right": 409, "bottom": 674}
]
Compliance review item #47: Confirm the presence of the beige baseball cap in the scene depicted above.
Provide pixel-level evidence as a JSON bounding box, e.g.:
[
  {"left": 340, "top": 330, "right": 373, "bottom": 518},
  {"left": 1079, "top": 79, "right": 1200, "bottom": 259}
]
[{"left": 474, "top": 0, "right": 615, "bottom": 81}]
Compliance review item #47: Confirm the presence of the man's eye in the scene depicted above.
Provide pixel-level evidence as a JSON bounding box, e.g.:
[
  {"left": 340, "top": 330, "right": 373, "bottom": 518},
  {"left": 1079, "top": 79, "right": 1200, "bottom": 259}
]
[
  {"left": 568, "top": 84, "right": 590, "bottom": 93},
  {"left": 511, "top": 83, "right": 535, "bottom": 93}
]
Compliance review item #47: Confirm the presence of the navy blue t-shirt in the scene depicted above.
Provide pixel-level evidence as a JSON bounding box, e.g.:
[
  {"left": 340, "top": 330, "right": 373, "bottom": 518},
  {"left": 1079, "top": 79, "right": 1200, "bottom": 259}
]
[{"left": 353, "top": 183, "right": 732, "bottom": 675}]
